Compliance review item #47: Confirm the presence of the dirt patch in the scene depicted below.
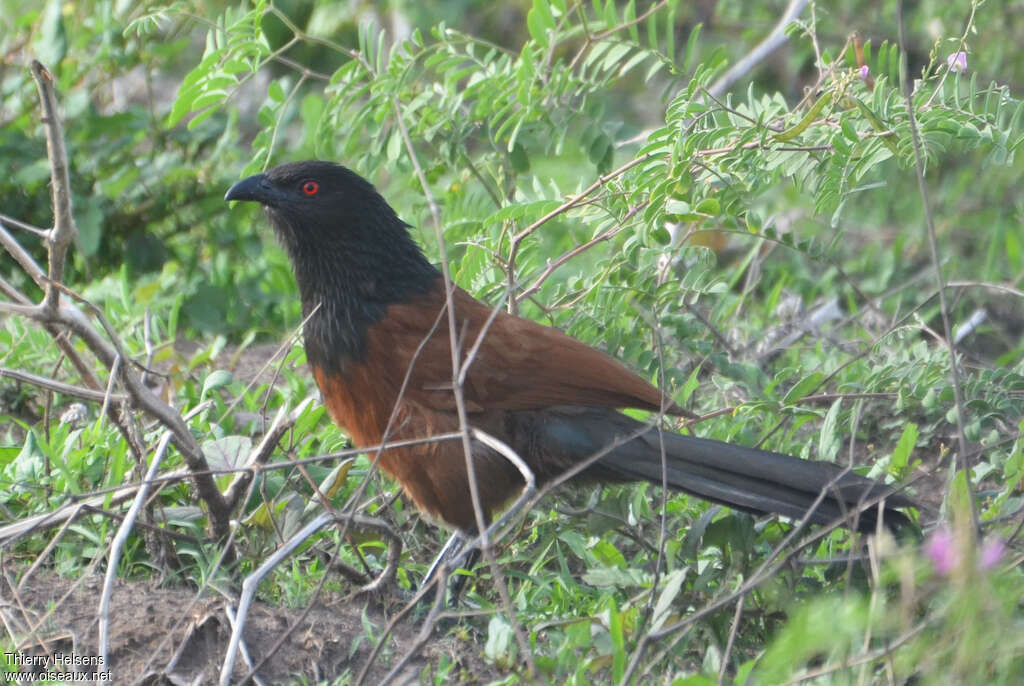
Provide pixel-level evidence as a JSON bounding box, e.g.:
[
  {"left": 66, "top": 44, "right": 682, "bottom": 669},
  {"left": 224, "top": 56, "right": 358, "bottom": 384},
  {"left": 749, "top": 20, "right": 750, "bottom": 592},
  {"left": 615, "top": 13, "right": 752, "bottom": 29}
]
[{"left": 4, "top": 570, "right": 499, "bottom": 684}]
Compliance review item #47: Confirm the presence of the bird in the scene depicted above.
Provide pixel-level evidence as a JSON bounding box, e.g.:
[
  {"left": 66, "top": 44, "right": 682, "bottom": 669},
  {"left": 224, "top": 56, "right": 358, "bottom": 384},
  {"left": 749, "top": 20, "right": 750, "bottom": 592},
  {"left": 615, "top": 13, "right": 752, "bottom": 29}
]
[{"left": 224, "top": 160, "right": 913, "bottom": 579}]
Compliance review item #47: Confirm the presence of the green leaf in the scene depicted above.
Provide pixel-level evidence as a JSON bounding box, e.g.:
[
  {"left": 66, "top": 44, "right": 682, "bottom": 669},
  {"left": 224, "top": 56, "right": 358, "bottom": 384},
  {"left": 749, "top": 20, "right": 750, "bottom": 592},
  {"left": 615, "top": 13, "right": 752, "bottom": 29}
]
[
  {"left": 650, "top": 568, "right": 687, "bottom": 631},
  {"left": 890, "top": 422, "right": 918, "bottom": 473},
  {"left": 817, "top": 398, "right": 842, "bottom": 462},
  {"left": 526, "top": 7, "right": 551, "bottom": 47},
  {"left": 591, "top": 539, "right": 626, "bottom": 567},
  {"left": 268, "top": 79, "right": 286, "bottom": 103},
  {"left": 694, "top": 197, "right": 720, "bottom": 215},
  {"left": 386, "top": 129, "right": 403, "bottom": 161},
  {"left": 201, "top": 435, "right": 252, "bottom": 471},
  {"left": 774, "top": 91, "right": 833, "bottom": 142},
  {"left": 783, "top": 371, "right": 824, "bottom": 404},
  {"left": 840, "top": 117, "right": 859, "bottom": 142},
  {"left": 201, "top": 369, "right": 233, "bottom": 398}
]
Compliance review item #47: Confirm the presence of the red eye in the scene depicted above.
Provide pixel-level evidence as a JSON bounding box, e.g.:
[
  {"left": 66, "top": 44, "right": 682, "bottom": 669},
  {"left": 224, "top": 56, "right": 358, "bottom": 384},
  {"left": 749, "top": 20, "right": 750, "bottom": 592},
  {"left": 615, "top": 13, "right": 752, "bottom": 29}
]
[{"left": 302, "top": 180, "right": 319, "bottom": 196}]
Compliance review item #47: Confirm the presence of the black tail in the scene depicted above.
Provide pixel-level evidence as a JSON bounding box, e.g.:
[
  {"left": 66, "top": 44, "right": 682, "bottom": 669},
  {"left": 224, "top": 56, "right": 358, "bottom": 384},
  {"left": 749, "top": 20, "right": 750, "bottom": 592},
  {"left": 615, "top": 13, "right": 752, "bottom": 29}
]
[{"left": 536, "top": 408, "right": 914, "bottom": 533}]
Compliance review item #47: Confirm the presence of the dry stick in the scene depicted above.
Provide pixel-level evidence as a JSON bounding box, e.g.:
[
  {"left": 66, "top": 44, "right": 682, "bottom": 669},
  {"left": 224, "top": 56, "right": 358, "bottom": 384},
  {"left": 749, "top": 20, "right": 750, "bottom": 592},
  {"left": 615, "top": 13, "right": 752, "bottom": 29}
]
[
  {"left": 947, "top": 280, "right": 1024, "bottom": 299},
  {"left": 896, "top": 0, "right": 979, "bottom": 532},
  {"left": 354, "top": 564, "right": 450, "bottom": 686},
  {"left": 376, "top": 428, "right": 537, "bottom": 685},
  {"left": 0, "top": 366, "right": 127, "bottom": 404},
  {"left": 566, "top": 0, "right": 670, "bottom": 71},
  {"left": 0, "top": 433, "right": 466, "bottom": 549},
  {"left": 30, "top": 61, "right": 76, "bottom": 315},
  {"left": 14, "top": 505, "right": 86, "bottom": 591},
  {"left": 619, "top": 0, "right": 810, "bottom": 148},
  {"left": 0, "top": 212, "right": 49, "bottom": 238},
  {"left": 222, "top": 605, "right": 271, "bottom": 686},
  {"left": 216, "top": 319, "right": 435, "bottom": 686},
  {"left": 369, "top": 571, "right": 451, "bottom": 686},
  {"left": 390, "top": 96, "right": 535, "bottom": 678},
  {"left": 99, "top": 431, "right": 174, "bottom": 664},
  {"left": 779, "top": 619, "right": 930, "bottom": 685},
  {"left": 222, "top": 400, "right": 304, "bottom": 512},
  {"left": 749, "top": 274, "right": 978, "bottom": 453},
  {"left": 4, "top": 542, "right": 107, "bottom": 664},
  {"left": 0, "top": 222, "right": 47, "bottom": 290},
  {"left": 216, "top": 303, "right": 318, "bottom": 430},
  {"left": 54, "top": 296, "right": 231, "bottom": 536},
  {"left": 0, "top": 469, "right": 187, "bottom": 547},
  {"left": 630, "top": 309, "right": 674, "bottom": 641},
  {"left": 238, "top": 298, "right": 450, "bottom": 682},
  {"left": 717, "top": 594, "right": 745, "bottom": 686},
  {"left": 1, "top": 402, "right": 211, "bottom": 548}
]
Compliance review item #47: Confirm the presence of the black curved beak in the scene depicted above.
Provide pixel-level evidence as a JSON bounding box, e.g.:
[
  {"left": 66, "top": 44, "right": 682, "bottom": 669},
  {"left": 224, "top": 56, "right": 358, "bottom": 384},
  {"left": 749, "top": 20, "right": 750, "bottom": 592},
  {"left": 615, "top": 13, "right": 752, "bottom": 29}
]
[{"left": 225, "top": 173, "right": 279, "bottom": 205}]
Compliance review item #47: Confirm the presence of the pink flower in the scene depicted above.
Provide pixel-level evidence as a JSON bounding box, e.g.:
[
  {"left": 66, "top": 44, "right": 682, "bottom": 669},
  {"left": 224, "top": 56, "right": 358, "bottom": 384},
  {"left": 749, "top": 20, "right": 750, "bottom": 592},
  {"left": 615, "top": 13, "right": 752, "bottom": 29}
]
[
  {"left": 946, "top": 51, "right": 968, "bottom": 74},
  {"left": 858, "top": 65, "right": 870, "bottom": 81},
  {"left": 980, "top": 538, "right": 1005, "bottom": 570},
  {"left": 925, "top": 527, "right": 957, "bottom": 575}
]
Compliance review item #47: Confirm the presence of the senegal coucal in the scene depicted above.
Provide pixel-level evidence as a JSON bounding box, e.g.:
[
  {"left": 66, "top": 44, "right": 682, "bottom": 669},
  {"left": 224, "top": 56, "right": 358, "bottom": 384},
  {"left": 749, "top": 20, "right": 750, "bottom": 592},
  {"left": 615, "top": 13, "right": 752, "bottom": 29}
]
[{"left": 225, "top": 160, "right": 912, "bottom": 548}]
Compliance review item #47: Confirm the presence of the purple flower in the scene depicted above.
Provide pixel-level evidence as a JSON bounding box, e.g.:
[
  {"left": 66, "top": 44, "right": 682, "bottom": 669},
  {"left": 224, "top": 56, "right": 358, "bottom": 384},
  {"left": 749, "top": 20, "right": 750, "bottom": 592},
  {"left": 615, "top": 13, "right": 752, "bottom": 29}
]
[
  {"left": 946, "top": 51, "right": 968, "bottom": 74},
  {"left": 980, "top": 538, "right": 1005, "bottom": 570},
  {"left": 858, "top": 65, "right": 870, "bottom": 81},
  {"left": 925, "top": 527, "right": 957, "bottom": 575}
]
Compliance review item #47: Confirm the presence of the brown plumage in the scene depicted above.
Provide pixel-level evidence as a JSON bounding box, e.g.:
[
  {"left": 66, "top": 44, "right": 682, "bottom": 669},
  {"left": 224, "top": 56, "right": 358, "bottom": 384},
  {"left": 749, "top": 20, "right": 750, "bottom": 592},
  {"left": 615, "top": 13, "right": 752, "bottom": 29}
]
[{"left": 225, "top": 160, "right": 914, "bottom": 535}]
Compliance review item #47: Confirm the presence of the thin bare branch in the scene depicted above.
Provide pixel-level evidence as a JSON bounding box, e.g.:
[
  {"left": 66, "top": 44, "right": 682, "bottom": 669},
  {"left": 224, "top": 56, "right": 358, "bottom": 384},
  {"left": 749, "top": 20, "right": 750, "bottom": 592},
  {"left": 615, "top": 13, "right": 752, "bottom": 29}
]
[
  {"left": 30, "top": 61, "right": 77, "bottom": 313},
  {"left": 0, "top": 221, "right": 47, "bottom": 288},
  {"left": 896, "top": 0, "right": 978, "bottom": 532},
  {"left": 99, "top": 431, "right": 174, "bottom": 663},
  {"left": 0, "top": 366, "right": 127, "bottom": 404}
]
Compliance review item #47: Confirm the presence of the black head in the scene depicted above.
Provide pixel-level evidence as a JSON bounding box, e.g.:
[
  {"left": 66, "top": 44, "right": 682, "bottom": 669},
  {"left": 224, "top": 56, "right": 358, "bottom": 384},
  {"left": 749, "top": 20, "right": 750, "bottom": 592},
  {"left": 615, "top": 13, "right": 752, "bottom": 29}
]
[
  {"left": 226, "top": 161, "right": 404, "bottom": 248},
  {"left": 225, "top": 161, "right": 438, "bottom": 372}
]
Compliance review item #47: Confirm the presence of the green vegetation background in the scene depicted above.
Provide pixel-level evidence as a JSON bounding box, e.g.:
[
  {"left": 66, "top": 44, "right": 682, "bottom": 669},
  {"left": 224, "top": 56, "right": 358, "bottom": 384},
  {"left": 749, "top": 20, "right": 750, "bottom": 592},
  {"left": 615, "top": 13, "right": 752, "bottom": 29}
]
[{"left": 2, "top": 0, "right": 1023, "bottom": 683}]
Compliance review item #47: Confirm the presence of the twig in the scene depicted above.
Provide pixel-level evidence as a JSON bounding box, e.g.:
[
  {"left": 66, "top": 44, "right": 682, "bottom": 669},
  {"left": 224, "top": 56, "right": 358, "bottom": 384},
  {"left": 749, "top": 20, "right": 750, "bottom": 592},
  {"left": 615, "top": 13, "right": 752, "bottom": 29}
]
[
  {"left": 0, "top": 212, "right": 49, "bottom": 238},
  {"left": 223, "top": 399, "right": 307, "bottom": 511},
  {"left": 896, "top": 0, "right": 978, "bottom": 532},
  {"left": 30, "top": 61, "right": 77, "bottom": 314},
  {"left": 389, "top": 92, "right": 535, "bottom": 678},
  {"left": 0, "top": 221, "right": 47, "bottom": 288},
  {"left": 0, "top": 366, "right": 127, "bottom": 404},
  {"left": 99, "top": 431, "right": 173, "bottom": 663},
  {"left": 717, "top": 595, "right": 745, "bottom": 686},
  {"left": 779, "top": 620, "right": 929, "bottom": 685}
]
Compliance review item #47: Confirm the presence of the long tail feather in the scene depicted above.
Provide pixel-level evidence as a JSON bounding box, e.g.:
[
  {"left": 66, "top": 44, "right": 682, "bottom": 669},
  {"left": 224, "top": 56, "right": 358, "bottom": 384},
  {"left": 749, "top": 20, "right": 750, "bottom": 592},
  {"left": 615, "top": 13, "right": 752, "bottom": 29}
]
[{"left": 536, "top": 408, "right": 914, "bottom": 533}]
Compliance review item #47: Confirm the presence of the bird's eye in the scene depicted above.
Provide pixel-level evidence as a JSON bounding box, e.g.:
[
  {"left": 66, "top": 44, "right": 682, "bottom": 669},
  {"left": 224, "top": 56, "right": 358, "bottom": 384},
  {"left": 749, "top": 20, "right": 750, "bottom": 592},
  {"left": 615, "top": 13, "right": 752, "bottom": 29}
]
[{"left": 302, "top": 180, "right": 319, "bottom": 196}]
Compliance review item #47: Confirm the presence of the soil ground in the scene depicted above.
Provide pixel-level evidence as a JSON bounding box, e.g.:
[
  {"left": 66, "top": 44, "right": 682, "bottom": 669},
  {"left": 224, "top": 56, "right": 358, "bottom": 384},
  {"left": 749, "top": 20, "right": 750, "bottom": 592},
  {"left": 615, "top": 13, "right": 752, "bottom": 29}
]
[{"left": 5, "top": 570, "right": 500, "bottom": 685}]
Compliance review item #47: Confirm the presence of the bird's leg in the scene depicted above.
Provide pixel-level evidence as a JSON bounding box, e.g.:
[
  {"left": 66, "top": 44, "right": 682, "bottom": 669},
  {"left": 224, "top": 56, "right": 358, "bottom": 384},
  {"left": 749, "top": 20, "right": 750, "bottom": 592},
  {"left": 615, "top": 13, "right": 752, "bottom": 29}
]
[
  {"left": 447, "top": 542, "right": 480, "bottom": 603},
  {"left": 422, "top": 530, "right": 464, "bottom": 586},
  {"left": 420, "top": 529, "right": 485, "bottom": 604}
]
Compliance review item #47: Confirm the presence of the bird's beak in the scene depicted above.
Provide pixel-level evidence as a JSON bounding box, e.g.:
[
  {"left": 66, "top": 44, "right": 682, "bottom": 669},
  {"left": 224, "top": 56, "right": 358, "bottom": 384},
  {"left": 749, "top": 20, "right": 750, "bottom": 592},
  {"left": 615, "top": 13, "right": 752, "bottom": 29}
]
[{"left": 225, "top": 173, "right": 278, "bottom": 205}]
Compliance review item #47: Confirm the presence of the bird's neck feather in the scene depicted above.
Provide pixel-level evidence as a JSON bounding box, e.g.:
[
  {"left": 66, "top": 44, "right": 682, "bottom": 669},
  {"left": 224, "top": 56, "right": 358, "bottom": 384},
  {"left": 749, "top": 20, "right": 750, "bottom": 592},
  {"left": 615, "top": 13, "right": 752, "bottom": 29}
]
[{"left": 273, "top": 215, "right": 438, "bottom": 375}]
